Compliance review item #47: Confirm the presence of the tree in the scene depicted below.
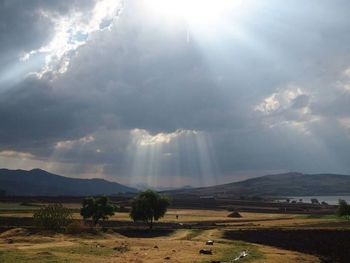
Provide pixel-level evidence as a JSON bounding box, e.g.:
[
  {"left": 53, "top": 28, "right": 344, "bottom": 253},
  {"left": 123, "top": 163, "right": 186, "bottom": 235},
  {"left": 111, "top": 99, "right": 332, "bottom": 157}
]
[
  {"left": 33, "top": 203, "right": 72, "bottom": 231},
  {"left": 337, "top": 199, "right": 350, "bottom": 217},
  {"left": 80, "top": 196, "right": 117, "bottom": 225},
  {"left": 130, "top": 189, "right": 170, "bottom": 230},
  {"left": 311, "top": 198, "right": 320, "bottom": 205}
]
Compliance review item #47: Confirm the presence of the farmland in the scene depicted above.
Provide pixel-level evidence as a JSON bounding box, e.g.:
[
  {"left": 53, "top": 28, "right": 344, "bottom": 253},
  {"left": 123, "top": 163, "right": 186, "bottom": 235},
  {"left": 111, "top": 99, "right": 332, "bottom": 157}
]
[{"left": 1, "top": 200, "right": 349, "bottom": 263}]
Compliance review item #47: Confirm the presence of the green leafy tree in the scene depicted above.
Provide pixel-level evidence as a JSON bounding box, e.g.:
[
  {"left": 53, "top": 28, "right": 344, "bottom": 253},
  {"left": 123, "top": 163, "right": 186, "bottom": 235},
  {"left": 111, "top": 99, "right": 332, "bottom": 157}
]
[
  {"left": 337, "top": 199, "right": 350, "bottom": 217},
  {"left": 130, "top": 189, "right": 170, "bottom": 230},
  {"left": 33, "top": 203, "right": 72, "bottom": 231},
  {"left": 80, "top": 196, "right": 117, "bottom": 225}
]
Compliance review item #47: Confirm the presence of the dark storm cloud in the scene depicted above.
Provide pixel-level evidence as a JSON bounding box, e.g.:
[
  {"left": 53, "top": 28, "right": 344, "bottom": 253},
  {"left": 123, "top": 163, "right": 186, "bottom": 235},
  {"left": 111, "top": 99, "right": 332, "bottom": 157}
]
[
  {"left": 1, "top": 0, "right": 350, "bottom": 183},
  {"left": 54, "top": 0, "right": 247, "bottom": 133},
  {"left": 0, "top": 1, "right": 51, "bottom": 58},
  {"left": 0, "top": 77, "right": 94, "bottom": 156}
]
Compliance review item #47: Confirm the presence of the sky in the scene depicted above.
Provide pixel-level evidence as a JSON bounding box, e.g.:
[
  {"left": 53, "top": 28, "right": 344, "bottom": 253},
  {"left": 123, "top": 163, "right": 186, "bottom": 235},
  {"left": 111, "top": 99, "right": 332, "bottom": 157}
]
[{"left": 0, "top": 0, "right": 350, "bottom": 188}]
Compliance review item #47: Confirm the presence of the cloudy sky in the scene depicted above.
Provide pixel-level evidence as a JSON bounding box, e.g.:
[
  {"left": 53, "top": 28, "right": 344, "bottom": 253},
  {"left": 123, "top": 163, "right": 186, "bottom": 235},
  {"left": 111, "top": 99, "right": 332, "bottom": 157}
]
[{"left": 1, "top": 0, "right": 350, "bottom": 188}]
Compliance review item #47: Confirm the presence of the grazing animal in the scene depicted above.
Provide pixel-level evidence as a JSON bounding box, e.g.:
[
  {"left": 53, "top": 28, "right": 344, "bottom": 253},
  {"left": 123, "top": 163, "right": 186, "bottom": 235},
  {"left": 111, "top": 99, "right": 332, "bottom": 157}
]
[
  {"left": 199, "top": 249, "right": 212, "bottom": 255},
  {"left": 206, "top": 240, "right": 214, "bottom": 245}
]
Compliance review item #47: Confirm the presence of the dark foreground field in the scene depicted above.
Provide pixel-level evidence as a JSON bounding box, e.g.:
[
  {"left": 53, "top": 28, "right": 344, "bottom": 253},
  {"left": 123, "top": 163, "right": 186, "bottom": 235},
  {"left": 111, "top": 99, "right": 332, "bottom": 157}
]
[
  {"left": 1, "top": 199, "right": 349, "bottom": 262},
  {"left": 225, "top": 229, "right": 350, "bottom": 263}
]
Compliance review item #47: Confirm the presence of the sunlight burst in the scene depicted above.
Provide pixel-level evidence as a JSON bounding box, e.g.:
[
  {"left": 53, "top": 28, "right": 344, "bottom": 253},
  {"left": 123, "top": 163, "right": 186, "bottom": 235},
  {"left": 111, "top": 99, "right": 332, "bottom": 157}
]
[
  {"left": 20, "top": 0, "right": 124, "bottom": 77},
  {"left": 127, "top": 129, "right": 218, "bottom": 188},
  {"left": 146, "top": 0, "right": 245, "bottom": 25}
]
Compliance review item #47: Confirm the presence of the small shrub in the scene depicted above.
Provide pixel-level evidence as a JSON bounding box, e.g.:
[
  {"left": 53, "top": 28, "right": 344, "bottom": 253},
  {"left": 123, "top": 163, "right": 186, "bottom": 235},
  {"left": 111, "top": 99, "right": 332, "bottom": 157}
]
[
  {"left": 228, "top": 211, "right": 242, "bottom": 218},
  {"left": 33, "top": 203, "right": 72, "bottom": 231},
  {"left": 337, "top": 199, "right": 350, "bottom": 217}
]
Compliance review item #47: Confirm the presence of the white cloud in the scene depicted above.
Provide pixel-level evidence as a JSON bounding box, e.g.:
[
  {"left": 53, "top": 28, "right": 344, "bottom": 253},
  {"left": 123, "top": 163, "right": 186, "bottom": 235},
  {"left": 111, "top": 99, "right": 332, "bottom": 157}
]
[
  {"left": 344, "top": 68, "right": 350, "bottom": 78},
  {"left": 0, "top": 150, "right": 35, "bottom": 160},
  {"left": 131, "top": 129, "right": 198, "bottom": 146},
  {"left": 339, "top": 117, "right": 350, "bottom": 130},
  {"left": 337, "top": 67, "right": 350, "bottom": 92},
  {"left": 255, "top": 85, "right": 307, "bottom": 114},
  {"left": 254, "top": 85, "right": 319, "bottom": 134},
  {"left": 55, "top": 135, "right": 95, "bottom": 150},
  {"left": 21, "top": 0, "right": 124, "bottom": 77},
  {"left": 254, "top": 93, "right": 280, "bottom": 114}
]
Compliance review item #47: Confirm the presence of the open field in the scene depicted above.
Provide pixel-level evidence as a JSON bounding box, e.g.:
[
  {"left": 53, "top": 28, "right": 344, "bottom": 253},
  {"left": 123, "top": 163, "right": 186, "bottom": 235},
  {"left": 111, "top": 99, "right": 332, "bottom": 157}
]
[
  {"left": 0, "top": 227, "right": 322, "bottom": 263},
  {"left": 0, "top": 202, "right": 349, "bottom": 262},
  {"left": 1, "top": 203, "right": 348, "bottom": 228}
]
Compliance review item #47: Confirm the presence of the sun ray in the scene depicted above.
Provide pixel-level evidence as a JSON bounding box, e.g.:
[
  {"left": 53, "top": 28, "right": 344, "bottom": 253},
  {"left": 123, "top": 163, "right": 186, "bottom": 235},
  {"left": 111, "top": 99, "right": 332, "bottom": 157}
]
[{"left": 126, "top": 129, "right": 218, "bottom": 188}]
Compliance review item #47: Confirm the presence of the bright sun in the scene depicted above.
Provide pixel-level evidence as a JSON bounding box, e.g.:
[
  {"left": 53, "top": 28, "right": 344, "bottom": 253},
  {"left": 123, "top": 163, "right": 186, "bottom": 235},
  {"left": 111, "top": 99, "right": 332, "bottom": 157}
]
[{"left": 146, "top": 0, "right": 244, "bottom": 25}]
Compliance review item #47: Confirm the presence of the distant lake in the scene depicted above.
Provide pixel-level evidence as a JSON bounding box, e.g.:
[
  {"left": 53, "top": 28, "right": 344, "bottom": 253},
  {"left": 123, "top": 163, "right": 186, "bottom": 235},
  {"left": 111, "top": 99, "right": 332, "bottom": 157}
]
[{"left": 288, "top": 195, "right": 350, "bottom": 205}]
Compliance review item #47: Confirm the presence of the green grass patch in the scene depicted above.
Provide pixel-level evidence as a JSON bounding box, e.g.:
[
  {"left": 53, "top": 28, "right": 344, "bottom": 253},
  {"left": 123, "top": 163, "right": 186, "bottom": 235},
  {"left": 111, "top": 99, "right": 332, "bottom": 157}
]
[
  {"left": 0, "top": 244, "right": 116, "bottom": 263},
  {"left": 0, "top": 249, "right": 67, "bottom": 263},
  {"left": 50, "top": 244, "right": 115, "bottom": 257},
  {"left": 302, "top": 214, "right": 340, "bottom": 219},
  {"left": 219, "top": 247, "right": 262, "bottom": 262},
  {"left": 0, "top": 202, "right": 42, "bottom": 212}
]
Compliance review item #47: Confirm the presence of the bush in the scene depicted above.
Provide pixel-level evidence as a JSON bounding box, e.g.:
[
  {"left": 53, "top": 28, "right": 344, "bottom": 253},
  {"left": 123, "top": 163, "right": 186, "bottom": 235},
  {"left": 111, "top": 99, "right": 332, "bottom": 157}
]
[
  {"left": 337, "top": 199, "right": 350, "bottom": 217},
  {"left": 228, "top": 211, "right": 242, "bottom": 218},
  {"left": 33, "top": 203, "right": 72, "bottom": 231}
]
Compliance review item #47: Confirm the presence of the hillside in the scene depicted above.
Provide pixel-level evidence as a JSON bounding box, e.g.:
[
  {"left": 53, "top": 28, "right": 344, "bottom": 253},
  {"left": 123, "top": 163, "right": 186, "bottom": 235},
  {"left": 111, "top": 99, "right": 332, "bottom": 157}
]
[
  {"left": 0, "top": 168, "right": 137, "bottom": 196},
  {"left": 167, "top": 172, "right": 350, "bottom": 197}
]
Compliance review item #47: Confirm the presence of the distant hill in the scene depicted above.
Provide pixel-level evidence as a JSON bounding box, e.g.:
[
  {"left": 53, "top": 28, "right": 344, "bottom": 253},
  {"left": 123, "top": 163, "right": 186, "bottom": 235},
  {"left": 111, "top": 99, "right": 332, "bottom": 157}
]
[
  {"left": 166, "top": 172, "right": 350, "bottom": 197},
  {"left": 130, "top": 183, "right": 193, "bottom": 191},
  {"left": 0, "top": 168, "right": 137, "bottom": 196}
]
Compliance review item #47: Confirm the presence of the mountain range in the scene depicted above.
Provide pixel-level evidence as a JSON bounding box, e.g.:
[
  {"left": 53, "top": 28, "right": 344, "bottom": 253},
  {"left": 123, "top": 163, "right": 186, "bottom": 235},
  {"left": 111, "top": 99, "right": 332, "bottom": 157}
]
[
  {"left": 166, "top": 172, "right": 350, "bottom": 197},
  {"left": 0, "top": 168, "right": 137, "bottom": 196},
  {"left": 1, "top": 169, "right": 350, "bottom": 197}
]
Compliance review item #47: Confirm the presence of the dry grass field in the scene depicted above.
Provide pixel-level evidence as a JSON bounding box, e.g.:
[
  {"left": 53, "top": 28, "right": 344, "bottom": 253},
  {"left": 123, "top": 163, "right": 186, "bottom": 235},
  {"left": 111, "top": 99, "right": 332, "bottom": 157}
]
[
  {"left": 0, "top": 202, "right": 344, "bottom": 225},
  {"left": 0, "top": 227, "right": 320, "bottom": 263},
  {"left": 1, "top": 203, "right": 349, "bottom": 262}
]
